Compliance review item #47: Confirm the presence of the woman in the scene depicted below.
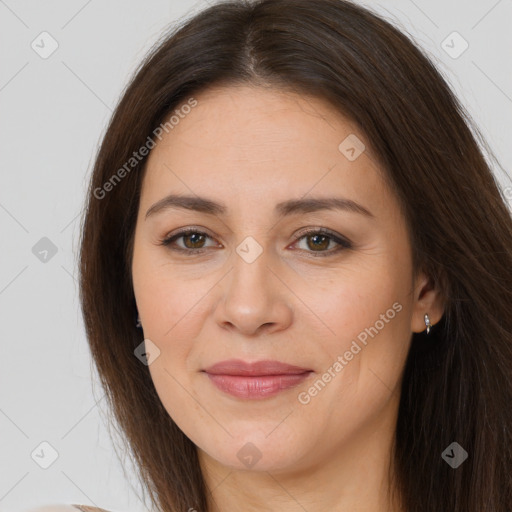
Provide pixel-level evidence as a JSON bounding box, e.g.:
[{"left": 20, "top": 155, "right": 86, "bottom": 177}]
[{"left": 32, "top": 0, "right": 512, "bottom": 510}]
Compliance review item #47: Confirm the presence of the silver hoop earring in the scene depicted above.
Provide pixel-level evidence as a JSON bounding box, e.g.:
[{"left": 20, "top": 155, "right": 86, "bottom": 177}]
[
  {"left": 424, "top": 313, "right": 432, "bottom": 334},
  {"left": 136, "top": 313, "right": 142, "bottom": 329}
]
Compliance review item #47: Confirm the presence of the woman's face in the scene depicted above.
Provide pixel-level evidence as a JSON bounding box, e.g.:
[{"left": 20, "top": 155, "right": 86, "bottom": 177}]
[{"left": 131, "top": 85, "right": 442, "bottom": 474}]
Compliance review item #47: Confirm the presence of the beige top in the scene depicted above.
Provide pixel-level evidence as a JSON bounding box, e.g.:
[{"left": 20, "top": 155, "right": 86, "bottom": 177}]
[
  {"left": 72, "top": 507, "right": 111, "bottom": 512},
  {"left": 22, "top": 505, "right": 111, "bottom": 512}
]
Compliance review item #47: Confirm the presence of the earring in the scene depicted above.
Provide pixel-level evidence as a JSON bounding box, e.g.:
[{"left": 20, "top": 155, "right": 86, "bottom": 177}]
[
  {"left": 424, "top": 313, "right": 432, "bottom": 334},
  {"left": 136, "top": 313, "right": 142, "bottom": 329}
]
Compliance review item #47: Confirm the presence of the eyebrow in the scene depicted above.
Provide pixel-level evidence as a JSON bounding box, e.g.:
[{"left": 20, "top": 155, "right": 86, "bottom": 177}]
[{"left": 145, "top": 194, "right": 374, "bottom": 220}]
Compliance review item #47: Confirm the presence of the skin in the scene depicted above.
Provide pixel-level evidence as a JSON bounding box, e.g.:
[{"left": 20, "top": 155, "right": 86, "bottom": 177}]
[{"left": 131, "top": 84, "right": 445, "bottom": 512}]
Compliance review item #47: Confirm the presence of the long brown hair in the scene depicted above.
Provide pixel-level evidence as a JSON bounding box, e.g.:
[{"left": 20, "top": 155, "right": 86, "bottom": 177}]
[{"left": 78, "top": 0, "right": 512, "bottom": 510}]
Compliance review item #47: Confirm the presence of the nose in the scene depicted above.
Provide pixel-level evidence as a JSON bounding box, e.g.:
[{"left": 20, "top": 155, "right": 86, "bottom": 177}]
[{"left": 213, "top": 247, "right": 294, "bottom": 337}]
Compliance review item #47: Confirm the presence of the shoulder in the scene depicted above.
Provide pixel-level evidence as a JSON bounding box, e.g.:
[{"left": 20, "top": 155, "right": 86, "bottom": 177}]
[{"left": 21, "top": 505, "right": 112, "bottom": 512}]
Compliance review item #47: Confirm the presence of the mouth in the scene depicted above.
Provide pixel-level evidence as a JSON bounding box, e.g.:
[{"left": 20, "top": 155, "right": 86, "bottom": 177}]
[
  {"left": 202, "top": 358, "right": 312, "bottom": 376},
  {"left": 201, "top": 359, "right": 313, "bottom": 399}
]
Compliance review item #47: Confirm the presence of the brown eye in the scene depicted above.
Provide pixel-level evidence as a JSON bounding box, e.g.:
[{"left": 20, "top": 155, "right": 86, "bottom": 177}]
[
  {"left": 181, "top": 232, "right": 207, "bottom": 249},
  {"left": 159, "top": 227, "right": 352, "bottom": 257},
  {"left": 292, "top": 228, "right": 352, "bottom": 257},
  {"left": 160, "top": 229, "right": 218, "bottom": 254},
  {"left": 304, "top": 233, "right": 331, "bottom": 251}
]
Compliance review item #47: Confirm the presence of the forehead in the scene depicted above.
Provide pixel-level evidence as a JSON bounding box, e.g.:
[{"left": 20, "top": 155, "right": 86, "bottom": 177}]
[
  {"left": 149, "top": 84, "right": 366, "bottom": 164},
  {"left": 140, "top": 85, "right": 394, "bottom": 220}
]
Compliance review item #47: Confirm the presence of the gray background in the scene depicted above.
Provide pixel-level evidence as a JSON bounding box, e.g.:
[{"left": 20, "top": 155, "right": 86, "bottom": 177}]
[{"left": 1, "top": 1, "right": 511, "bottom": 511}]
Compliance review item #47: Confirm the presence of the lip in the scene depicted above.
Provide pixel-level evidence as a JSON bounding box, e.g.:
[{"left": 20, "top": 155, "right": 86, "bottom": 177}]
[
  {"left": 201, "top": 359, "right": 313, "bottom": 400},
  {"left": 202, "top": 359, "right": 312, "bottom": 376}
]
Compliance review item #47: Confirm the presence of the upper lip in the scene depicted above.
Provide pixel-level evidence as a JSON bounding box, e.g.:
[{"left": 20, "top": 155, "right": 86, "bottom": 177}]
[{"left": 202, "top": 359, "right": 312, "bottom": 376}]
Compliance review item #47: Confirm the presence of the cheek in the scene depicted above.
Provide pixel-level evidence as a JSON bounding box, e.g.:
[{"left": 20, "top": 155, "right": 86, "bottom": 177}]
[
  {"left": 298, "top": 255, "right": 412, "bottom": 388},
  {"left": 135, "top": 263, "right": 209, "bottom": 432},
  {"left": 132, "top": 244, "right": 210, "bottom": 342},
  {"left": 291, "top": 270, "right": 412, "bottom": 442},
  {"left": 301, "top": 258, "right": 408, "bottom": 341}
]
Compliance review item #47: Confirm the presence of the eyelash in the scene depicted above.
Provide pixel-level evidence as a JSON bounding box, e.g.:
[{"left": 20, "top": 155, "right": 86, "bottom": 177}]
[{"left": 158, "top": 227, "right": 352, "bottom": 257}]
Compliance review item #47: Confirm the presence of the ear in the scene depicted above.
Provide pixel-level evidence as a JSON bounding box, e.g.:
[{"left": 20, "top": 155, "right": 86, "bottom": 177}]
[{"left": 410, "top": 269, "right": 446, "bottom": 333}]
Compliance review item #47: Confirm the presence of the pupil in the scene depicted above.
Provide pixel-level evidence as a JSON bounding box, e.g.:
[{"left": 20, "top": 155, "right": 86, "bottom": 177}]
[
  {"left": 185, "top": 233, "right": 204, "bottom": 248},
  {"left": 308, "top": 234, "right": 328, "bottom": 251}
]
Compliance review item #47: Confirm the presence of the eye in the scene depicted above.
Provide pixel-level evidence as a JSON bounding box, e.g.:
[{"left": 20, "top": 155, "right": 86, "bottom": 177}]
[
  {"left": 290, "top": 227, "right": 352, "bottom": 257},
  {"left": 158, "top": 227, "right": 352, "bottom": 257},
  {"left": 159, "top": 227, "right": 219, "bottom": 254}
]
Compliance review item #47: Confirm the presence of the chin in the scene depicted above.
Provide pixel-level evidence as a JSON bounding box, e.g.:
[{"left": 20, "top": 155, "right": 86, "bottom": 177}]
[{"left": 200, "top": 431, "right": 311, "bottom": 473}]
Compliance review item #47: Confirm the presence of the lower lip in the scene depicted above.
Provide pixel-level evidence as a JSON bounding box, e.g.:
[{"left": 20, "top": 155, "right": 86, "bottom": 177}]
[{"left": 204, "top": 372, "right": 312, "bottom": 399}]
